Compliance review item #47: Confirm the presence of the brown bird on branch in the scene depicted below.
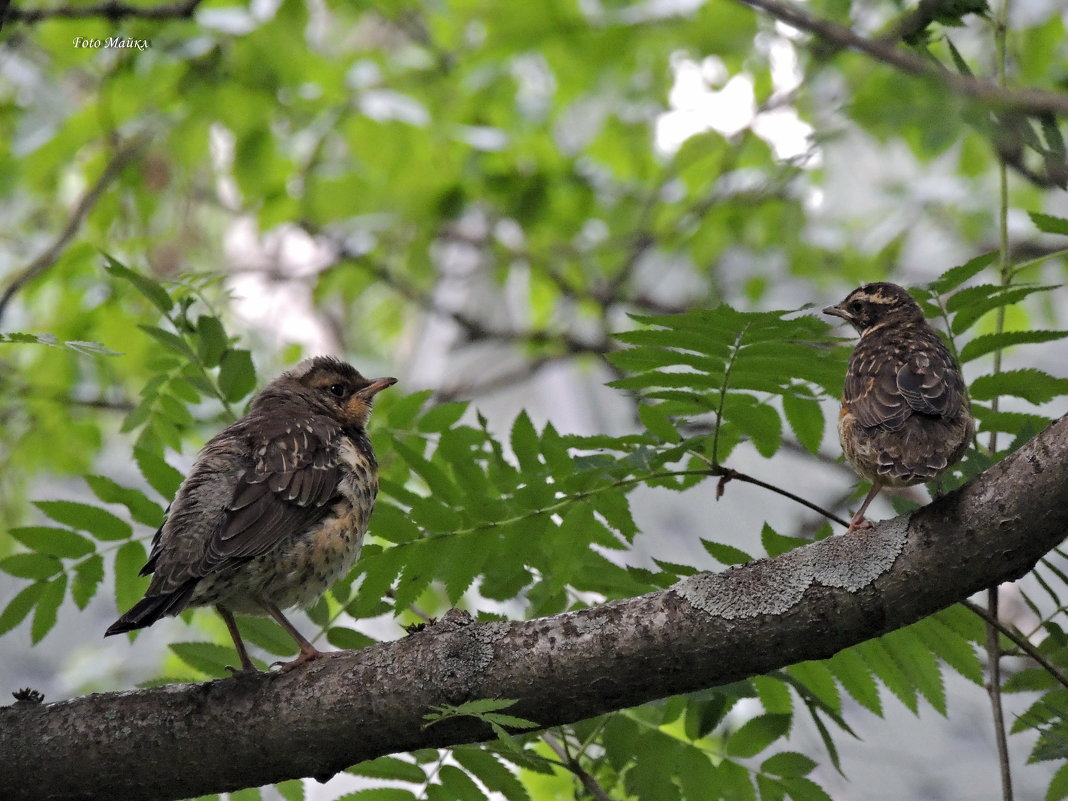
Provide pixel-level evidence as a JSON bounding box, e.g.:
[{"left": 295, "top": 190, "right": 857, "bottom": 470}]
[
  {"left": 105, "top": 356, "right": 396, "bottom": 673},
  {"left": 823, "top": 283, "right": 973, "bottom": 532}
]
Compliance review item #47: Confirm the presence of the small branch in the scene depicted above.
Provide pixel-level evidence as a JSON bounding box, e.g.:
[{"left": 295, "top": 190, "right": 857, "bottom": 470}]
[
  {"left": 734, "top": 0, "right": 1068, "bottom": 119},
  {"left": 5, "top": 0, "right": 201, "bottom": 24},
  {"left": 981, "top": 588, "right": 1014, "bottom": 801},
  {"left": 714, "top": 466, "right": 850, "bottom": 528},
  {"left": 0, "top": 132, "right": 152, "bottom": 327},
  {"left": 962, "top": 598, "right": 1068, "bottom": 693},
  {"left": 542, "top": 733, "right": 613, "bottom": 801}
]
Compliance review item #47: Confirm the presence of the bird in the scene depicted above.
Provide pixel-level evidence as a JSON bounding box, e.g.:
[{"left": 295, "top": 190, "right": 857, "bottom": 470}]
[
  {"left": 823, "top": 282, "right": 973, "bottom": 532},
  {"left": 105, "top": 356, "right": 396, "bottom": 673}
]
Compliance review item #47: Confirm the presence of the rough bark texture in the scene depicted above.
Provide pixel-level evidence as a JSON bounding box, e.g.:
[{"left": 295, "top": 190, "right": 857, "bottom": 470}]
[{"left": 3, "top": 415, "right": 1067, "bottom": 801}]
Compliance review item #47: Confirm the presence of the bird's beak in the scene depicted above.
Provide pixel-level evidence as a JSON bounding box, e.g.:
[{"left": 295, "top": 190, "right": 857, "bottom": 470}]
[
  {"left": 822, "top": 304, "right": 851, "bottom": 322},
  {"left": 359, "top": 377, "right": 398, "bottom": 397}
]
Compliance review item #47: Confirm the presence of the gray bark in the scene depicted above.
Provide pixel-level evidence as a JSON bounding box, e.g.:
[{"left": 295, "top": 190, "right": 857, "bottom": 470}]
[{"left": 3, "top": 414, "right": 1067, "bottom": 801}]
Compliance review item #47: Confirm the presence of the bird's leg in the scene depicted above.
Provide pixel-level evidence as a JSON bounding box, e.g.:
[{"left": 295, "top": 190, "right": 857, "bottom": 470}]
[
  {"left": 258, "top": 599, "right": 325, "bottom": 671},
  {"left": 217, "top": 605, "right": 258, "bottom": 675},
  {"left": 848, "top": 482, "right": 882, "bottom": 532}
]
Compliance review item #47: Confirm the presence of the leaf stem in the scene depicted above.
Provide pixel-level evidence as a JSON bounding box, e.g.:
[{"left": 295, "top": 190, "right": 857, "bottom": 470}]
[{"left": 711, "top": 322, "right": 751, "bottom": 465}]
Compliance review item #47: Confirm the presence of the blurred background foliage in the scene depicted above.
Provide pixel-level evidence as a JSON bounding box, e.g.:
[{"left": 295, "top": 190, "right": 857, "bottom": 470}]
[{"left": 3, "top": 0, "right": 1068, "bottom": 800}]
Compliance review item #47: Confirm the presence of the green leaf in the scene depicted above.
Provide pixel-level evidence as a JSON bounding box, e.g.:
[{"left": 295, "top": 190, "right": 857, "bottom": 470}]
[
  {"left": 724, "top": 395, "right": 781, "bottom": 457},
  {"left": 8, "top": 526, "right": 95, "bottom": 559},
  {"left": 72, "top": 554, "right": 104, "bottom": 609},
  {"left": 1045, "top": 761, "right": 1068, "bottom": 801},
  {"left": 1030, "top": 212, "right": 1068, "bottom": 236},
  {"left": 781, "top": 776, "right": 834, "bottom": 801},
  {"left": 752, "top": 675, "right": 793, "bottom": 715},
  {"left": 970, "top": 369, "right": 1068, "bottom": 404},
  {"left": 135, "top": 447, "right": 184, "bottom": 499},
  {"left": 84, "top": 475, "right": 167, "bottom": 528},
  {"left": 438, "top": 764, "right": 486, "bottom": 801},
  {"left": 235, "top": 616, "right": 298, "bottom": 656},
  {"left": 453, "top": 748, "right": 530, "bottom": 801},
  {"left": 857, "top": 638, "right": 917, "bottom": 713},
  {"left": 725, "top": 713, "right": 791, "bottom": 758},
  {"left": 31, "top": 574, "right": 67, "bottom": 643},
  {"left": 196, "top": 315, "right": 229, "bottom": 367},
  {"left": 761, "top": 523, "right": 808, "bottom": 557},
  {"left": 828, "top": 649, "right": 880, "bottom": 717},
  {"left": 169, "top": 641, "right": 240, "bottom": 677},
  {"left": 336, "top": 791, "right": 417, "bottom": 801},
  {"left": 34, "top": 501, "right": 133, "bottom": 541},
  {"left": 219, "top": 348, "right": 257, "bottom": 402},
  {"left": 926, "top": 251, "right": 996, "bottom": 294},
  {"left": 786, "top": 661, "right": 840, "bottom": 715},
  {"left": 417, "top": 401, "right": 468, "bottom": 433},
  {"left": 139, "top": 324, "right": 196, "bottom": 359},
  {"left": 326, "top": 626, "right": 376, "bottom": 651},
  {"left": 369, "top": 502, "right": 423, "bottom": 544},
  {"left": 912, "top": 615, "right": 983, "bottom": 685},
  {"left": 388, "top": 390, "right": 433, "bottom": 430},
  {"left": 348, "top": 756, "right": 426, "bottom": 783},
  {"left": 0, "top": 553, "right": 62, "bottom": 580},
  {"left": 0, "top": 582, "right": 45, "bottom": 635},
  {"left": 639, "top": 402, "right": 681, "bottom": 442},
  {"left": 761, "top": 751, "right": 817, "bottom": 778},
  {"left": 510, "top": 411, "right": 541, "bottom": 473},
  {"left": 276, "top": 779, "right": 304, "bottom": 801},
  {"left": 717, "top": 758, "right": 756, "bottom": 801},
  {"left": 677, "top": 744, "right": 719, "bottom": 801},
  {"left": 684, "top": 694, "right": 731, "bottom": 739},
  {"left": 392, "top": 439, "right": 460, "bottom": 503},
  {"left": 114, "top": 540, "right": 149, "bottom": 617},
  {"left": 701, "top": 539, "right": 753, "bottom": 566},
  {"left": 949, "top": 284, "right": 1059, "bottom": 335},
  {"left": 959, "top": 330, "right": 1068, "bottom": 364},
  {"left": 104, "top": 254, "right": 174, "bottom": 312},
  {"left": 782, "top": 392, "right": 824, "bottom": 454}
]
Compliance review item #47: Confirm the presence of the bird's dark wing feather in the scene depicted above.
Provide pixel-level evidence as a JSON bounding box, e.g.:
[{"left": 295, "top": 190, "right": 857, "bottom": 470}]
[
  {"left": 193, "top": 414, "right": 344, "bottom": 574},
  {"left": 846, "top": 331, "right": 963, "bottom": 431},
  {"left": 896, "top": 348, "right": 962, "bottom": 418},
  {"left": 845, "top": 358, "right": 909, "bottom": 431}
]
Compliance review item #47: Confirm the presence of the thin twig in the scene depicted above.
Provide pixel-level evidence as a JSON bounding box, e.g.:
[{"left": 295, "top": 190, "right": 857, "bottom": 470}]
[
  {"left": 734, "top": 0, "right": 1068, "bottom": 118},
  {"left": 714, "top": 466, "right": 850, "bottom": 528},
  {"left": 541, "top": 732, "right": 613, "bottom": 801},
  {"left": 962, "top": 599, "right": 1068, "bottom": 693},
  {"left": 982, "top": 5, "right": 1014, "bottom": 799},
  {"left": 0, "top": 132, "right": 152, "bottom": 326},
  {"left": 5, "top": 0, "right": 200, "bottom": 24},
  {"left": 982, "top": 588, "right": 1014, "bottom": 801}
]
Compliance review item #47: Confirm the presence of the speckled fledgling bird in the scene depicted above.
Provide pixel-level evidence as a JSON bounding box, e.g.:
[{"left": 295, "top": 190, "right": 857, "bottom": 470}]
[
  {"left": 105, "top": 356, "right": 396, "bottom": 673},
  {"left": 823, "top": 283, "right": 973, "bottom": 532}
]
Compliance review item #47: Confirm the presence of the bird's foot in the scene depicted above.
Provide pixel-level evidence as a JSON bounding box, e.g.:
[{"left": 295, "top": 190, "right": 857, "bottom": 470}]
[
  {"left": 271, "top": 644, "right": 327, "bottom": 673},
  {"left": 846, "top": 518, "right": 875, "bottom": 533}
]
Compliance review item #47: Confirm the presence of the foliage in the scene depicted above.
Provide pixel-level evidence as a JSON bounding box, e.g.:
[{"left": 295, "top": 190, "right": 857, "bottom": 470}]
[{"left": 3, "top": 1, "right": 1068, "bottom": 800}]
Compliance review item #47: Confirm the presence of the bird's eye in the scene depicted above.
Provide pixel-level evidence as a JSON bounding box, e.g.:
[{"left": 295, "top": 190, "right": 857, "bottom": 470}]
[
  {"left": 848, "top": 299, "right": 865, "bottom": 314},
  {"left": 327, "top": 383, "right": 348, "bottom": 398}
]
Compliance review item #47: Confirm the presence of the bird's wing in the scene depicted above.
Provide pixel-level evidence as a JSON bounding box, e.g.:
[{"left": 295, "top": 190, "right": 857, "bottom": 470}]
[
  {"left": 846, "top": 335, "right": 963, "bottom": 431},
  {"left": 896, "top": 346, "right": 963, "bottom": 419},
  {"left": 191, "top": 414, "right": 345, "bottom": 575},
  {"left": 844, "top": 356, "right": 910, "bottom": 431}
]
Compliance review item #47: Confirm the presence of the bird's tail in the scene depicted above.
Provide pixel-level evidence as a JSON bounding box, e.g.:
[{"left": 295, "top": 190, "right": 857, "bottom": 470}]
[{"left": 104, "top": 583, "right": 195, "bottom": 636}]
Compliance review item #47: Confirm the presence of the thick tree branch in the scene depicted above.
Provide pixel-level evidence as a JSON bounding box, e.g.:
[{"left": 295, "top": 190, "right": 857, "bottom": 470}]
[
  {"left": 735, "top": 0, "right": 1068, "bottom": 119},
  {"left": 4, "top": 414, "right": 1067, "bottom": 801}
]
